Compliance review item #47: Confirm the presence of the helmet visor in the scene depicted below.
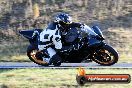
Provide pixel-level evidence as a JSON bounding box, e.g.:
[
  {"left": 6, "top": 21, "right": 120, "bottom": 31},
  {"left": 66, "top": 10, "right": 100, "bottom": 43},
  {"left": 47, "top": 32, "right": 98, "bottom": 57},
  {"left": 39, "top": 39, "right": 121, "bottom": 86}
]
[{"left": 64, "top": 16, "right": 72, "bottom": 24}]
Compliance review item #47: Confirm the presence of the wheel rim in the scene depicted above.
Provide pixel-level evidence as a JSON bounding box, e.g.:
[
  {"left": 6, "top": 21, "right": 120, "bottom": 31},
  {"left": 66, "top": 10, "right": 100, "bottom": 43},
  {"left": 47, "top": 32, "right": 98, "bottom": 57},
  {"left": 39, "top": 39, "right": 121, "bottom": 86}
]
[
  {"left": 30, "top": 50, "right": 48, "bottom": 64},
  {"left": 94, "top": 49, "right": 115, "bottom": 65}
]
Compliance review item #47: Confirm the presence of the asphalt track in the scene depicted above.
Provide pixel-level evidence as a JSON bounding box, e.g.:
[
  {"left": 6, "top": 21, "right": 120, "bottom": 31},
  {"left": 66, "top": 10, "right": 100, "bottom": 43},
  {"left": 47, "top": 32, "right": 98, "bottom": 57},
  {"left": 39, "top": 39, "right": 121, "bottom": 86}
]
[{"left": 0, "top": 62, "right": 132, "bottom": 69}]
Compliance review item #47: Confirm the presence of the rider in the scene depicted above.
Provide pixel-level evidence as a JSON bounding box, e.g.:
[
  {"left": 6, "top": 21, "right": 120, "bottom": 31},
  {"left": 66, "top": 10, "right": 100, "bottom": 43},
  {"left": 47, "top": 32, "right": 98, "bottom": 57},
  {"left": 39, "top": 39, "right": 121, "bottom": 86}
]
[{"left": 37, "top": 13, "right": 100, "bottom": 65}]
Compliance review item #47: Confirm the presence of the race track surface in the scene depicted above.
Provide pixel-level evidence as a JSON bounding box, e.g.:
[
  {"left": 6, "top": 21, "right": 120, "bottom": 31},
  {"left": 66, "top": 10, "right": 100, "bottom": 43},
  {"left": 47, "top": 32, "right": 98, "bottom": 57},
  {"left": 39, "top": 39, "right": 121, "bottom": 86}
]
[{"left": 0, "top": 62, "right": 132, "bottom": 69}]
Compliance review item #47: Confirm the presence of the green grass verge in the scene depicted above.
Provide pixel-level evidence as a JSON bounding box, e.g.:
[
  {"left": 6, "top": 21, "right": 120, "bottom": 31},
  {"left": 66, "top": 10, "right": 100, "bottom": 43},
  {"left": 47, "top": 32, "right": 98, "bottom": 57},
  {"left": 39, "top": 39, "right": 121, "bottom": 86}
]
[
  {"left": 0, "top": 69, "right": 132, "bottom": 88},
  {"left": 0, "top": 55, "right": 30, "bottom": 62},
  {"left": 119, "top": 54, "right": 132, "bottom": 63},
  {"left": 0, "top": 41, "right": 31, "bottom": 62}
]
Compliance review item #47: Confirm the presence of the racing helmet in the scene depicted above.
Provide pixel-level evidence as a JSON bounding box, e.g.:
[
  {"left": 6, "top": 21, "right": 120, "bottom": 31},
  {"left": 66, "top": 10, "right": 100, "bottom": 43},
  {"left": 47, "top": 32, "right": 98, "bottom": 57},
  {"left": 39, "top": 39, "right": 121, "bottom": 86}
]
[{"left": 54, "top": 13, "right": 72, "bottom": 25}]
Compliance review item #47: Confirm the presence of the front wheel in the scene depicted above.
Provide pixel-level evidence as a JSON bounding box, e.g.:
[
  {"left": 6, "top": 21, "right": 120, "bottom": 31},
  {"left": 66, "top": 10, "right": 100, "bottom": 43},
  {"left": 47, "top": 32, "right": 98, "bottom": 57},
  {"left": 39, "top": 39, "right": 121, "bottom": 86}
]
[{"left": 93, "top": 44, "right": 119, "bottom": 66}]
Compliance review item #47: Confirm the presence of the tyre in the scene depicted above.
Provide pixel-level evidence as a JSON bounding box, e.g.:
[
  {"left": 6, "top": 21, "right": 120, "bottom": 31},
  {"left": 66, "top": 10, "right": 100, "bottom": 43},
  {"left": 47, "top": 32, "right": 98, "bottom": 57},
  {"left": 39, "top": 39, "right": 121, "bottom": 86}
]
[
  {"left": 93, "top": 44, "right": 119, "bottom": 66},
  {"left": 27, "top": 45, "right": 49, "bottom": 66}
]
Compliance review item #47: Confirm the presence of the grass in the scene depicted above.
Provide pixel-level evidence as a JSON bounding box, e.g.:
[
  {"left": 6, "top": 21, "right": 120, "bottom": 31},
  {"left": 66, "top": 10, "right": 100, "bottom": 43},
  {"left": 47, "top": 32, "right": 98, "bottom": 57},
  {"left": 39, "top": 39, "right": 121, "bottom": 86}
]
[
  {"left": 119, "top": 54, "right": 132, "bottom": 63},
  {"left": 0, "top": 69, "right": 132, "bottom": 88},
  {"left": 0, "top": 40, "right": 31, "bottom": 62},
  {"left": 0, "top": 54, "right": 30, "bottom": 62}
]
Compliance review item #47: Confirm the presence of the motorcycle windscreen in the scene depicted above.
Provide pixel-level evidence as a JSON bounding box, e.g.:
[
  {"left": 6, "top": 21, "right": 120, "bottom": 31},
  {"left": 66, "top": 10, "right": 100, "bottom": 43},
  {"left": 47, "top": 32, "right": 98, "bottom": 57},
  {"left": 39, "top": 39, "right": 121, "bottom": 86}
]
[
  {"left": 92, "top": 26, "right": 103, "bottom": 36},
  {"left": 19, "top": 30, "right": 34, "bottom": 39}
]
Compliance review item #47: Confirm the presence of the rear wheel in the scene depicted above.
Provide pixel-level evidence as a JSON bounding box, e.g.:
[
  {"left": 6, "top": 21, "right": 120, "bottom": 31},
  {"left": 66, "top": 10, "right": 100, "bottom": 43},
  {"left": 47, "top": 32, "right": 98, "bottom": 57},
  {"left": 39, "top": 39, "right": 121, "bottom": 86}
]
[
  {"left": 27, "top": 45, "right": 49, "bottom": 66},
  {"left": 93, "top": 44, "right": 118, "bottom": 66}
]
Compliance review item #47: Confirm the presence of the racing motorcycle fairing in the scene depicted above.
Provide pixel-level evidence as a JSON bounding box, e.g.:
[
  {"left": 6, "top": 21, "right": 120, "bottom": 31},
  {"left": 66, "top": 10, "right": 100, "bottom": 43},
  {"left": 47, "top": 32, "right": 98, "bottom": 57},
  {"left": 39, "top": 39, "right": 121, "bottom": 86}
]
[
  {"left": 19, "top": 25, "right": 118, "bottom": 66},
  {"left": 19, "top": 29, "right": 42, "bottom": 39}
]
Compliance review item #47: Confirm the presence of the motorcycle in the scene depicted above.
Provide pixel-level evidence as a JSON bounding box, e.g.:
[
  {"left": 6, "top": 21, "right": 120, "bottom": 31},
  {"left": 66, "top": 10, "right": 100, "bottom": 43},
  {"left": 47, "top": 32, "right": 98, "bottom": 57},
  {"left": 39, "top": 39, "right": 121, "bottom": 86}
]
[{"left": 19, "top": 26, "right": 118, "bottom": 66}]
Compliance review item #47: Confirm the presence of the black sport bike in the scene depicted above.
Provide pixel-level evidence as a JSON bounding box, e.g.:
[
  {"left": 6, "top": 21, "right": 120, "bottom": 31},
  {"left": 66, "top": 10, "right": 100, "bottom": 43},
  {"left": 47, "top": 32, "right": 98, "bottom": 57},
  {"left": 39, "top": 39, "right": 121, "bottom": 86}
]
[{"left": 19, "top": 26, "right": 118, "bottom": 66}]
